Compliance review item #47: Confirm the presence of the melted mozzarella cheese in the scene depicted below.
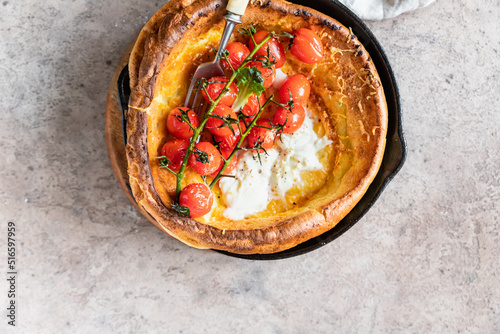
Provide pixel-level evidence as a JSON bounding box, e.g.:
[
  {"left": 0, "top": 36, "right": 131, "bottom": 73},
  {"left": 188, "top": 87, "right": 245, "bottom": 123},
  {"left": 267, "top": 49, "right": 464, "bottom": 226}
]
[{"left": 219, "top": 114, "right": 332, "bottom": 220}]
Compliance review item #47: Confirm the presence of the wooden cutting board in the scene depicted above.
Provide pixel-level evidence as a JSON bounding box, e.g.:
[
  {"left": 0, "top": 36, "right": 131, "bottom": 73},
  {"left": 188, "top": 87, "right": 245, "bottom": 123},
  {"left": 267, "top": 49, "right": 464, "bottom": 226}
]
[{"left": 104, "top": 41, "right": 156, "bottom": 224}]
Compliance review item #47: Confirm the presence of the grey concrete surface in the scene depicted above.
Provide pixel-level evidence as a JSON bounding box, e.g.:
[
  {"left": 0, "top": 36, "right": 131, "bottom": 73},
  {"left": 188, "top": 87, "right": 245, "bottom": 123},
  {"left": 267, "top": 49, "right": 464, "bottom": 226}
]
[{"left": 0, "top": 0, "right": 499, "bottom": 333}]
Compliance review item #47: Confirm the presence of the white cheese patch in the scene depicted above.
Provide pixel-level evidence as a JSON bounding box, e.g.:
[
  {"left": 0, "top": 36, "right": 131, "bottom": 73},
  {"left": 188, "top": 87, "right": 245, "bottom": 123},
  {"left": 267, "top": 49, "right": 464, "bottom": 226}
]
[
  {"left": 219, "top": 113, "right": 332, "bottom": 221},
  {"left": 219, "top": 150, "right": 280, "bottom": 220}
]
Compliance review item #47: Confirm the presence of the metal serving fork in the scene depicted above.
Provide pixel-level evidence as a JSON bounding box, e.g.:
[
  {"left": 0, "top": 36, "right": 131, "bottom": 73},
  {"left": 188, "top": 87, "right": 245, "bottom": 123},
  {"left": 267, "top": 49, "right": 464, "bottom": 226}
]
[{"left": 184, "top": 0, "right": 250, "bottom": 109}]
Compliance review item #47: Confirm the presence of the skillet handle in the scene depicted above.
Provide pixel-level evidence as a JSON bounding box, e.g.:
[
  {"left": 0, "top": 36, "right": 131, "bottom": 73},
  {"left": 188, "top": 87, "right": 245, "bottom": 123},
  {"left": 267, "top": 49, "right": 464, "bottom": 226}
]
[{"left": 226, "top": 0, "right": 250, "bottom": 16}]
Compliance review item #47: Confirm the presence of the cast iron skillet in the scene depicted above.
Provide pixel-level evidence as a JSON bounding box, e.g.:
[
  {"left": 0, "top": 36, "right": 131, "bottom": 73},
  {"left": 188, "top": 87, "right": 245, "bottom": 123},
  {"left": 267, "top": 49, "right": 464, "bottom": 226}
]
[{"left": 117, "top": 0, "right": 407, "bottom": 260}]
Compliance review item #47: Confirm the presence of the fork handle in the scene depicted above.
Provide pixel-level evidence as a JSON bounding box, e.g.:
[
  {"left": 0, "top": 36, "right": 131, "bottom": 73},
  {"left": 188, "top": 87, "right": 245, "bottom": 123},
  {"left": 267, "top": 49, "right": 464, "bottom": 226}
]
[
  {"left": 215, "top": 0, "right": 250, "bottom": 60},
  {"left": 216, "top": 18, "right": 238, "bottom": 60},
  {"left": 226, "top": 0, "right": 250, "bottom": 16}
]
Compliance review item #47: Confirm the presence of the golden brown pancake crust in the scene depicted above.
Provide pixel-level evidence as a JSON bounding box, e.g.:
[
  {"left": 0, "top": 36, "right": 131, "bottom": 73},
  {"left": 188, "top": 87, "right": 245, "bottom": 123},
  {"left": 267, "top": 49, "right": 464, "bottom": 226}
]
[{"left": 126, "top": 0, "right": 388, "bottom": 254}]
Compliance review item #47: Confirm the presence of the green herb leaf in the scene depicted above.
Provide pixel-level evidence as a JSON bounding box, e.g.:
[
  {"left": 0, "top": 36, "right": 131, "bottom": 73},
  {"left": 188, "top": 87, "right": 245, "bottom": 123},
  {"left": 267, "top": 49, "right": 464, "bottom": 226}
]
[{"left": 231, "top": 66, "right": 266, "bottom": 112}]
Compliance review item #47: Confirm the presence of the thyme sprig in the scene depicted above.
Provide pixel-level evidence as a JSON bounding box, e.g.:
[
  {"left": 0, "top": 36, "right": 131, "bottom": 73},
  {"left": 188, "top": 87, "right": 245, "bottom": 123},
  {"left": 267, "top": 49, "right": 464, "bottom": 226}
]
[
  {"left": 171, "top": 202, "right": 190, "bottom": 217},
  {"left": 251, "top": 139, "right": 269, "bottom": 166},
  {"left": 217, "top": 47, "right": 236, "bottom": 72},
  {"left": 206, "top": 113, "right": 240, "bottom": 135},
  {"left": 192, "top": 147, "right": 210, "bottom": 165},
  {"left": 254, "top": 44, "right": 277, "bottom": 68},
  {"left": 237, "top": 24, "right": 258, "bottom": 38},
  {"left": 155, "top": 156, "right": 178, "bottom": 176},
  {"left": 173, "top": 107, "right": 197, "bottom": 131}
]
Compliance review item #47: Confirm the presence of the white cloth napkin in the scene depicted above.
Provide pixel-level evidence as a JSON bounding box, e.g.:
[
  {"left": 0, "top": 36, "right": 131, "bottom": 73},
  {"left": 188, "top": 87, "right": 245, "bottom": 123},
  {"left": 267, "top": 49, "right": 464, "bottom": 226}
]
[{"left": 338, "top": 0, "right": 436, "bottom": 20}]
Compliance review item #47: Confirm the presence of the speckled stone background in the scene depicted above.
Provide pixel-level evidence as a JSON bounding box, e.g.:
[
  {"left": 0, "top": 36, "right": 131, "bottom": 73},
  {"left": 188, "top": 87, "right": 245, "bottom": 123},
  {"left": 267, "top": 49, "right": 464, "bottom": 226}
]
[{"left": 0, "top": 0, "right": 499, "bottom": 333}]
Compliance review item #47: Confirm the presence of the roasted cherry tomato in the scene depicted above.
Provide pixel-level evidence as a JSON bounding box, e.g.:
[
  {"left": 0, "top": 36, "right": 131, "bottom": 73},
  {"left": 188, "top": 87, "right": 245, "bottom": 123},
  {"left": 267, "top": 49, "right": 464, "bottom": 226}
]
[
  {"left": 166, "top": 107, "right": 199, "bottom": 139},
  {"left": 279, "top": 74, "right": 311, "bottom": 104},
  {"left": 247, "top": 118, "right": 276, "bottom": 152},
  {"left": 290, "top": 28, "right": 324, "bottom": 64},
  {"left": 206, "top": 105, "right": 238, "bottom": 137},
  {"left": 210, "top": 148, "right": 238, "bottom": 179},
  {"left": 214, "top": 119, "right": 246, "bottom": 151},
  {"left": 179, "top": 183, "right": 214, "bottom": 218},
  {"left": 159, "top": 139, "right": 190, "bottom": 173},
  {"left": 221, "top": 42, "right": 250, "bottom": 71},
  {"left": 202, "top": 76, "right": 238, "bottom": 106},
  {"left": 273, "top": 104, "right": 306, "bottom": 134},
  {"left": 247, "top": 61, "right": 275, "bottom": 89},
  {"left": 248, "top": 30, "right": 286, "bottom": 68},
  {"left": 241, "top": 92, "right": 266, "bottom": 121},
  {"left": 188, "top": 141, "right": 222, "bottom": 175}
]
